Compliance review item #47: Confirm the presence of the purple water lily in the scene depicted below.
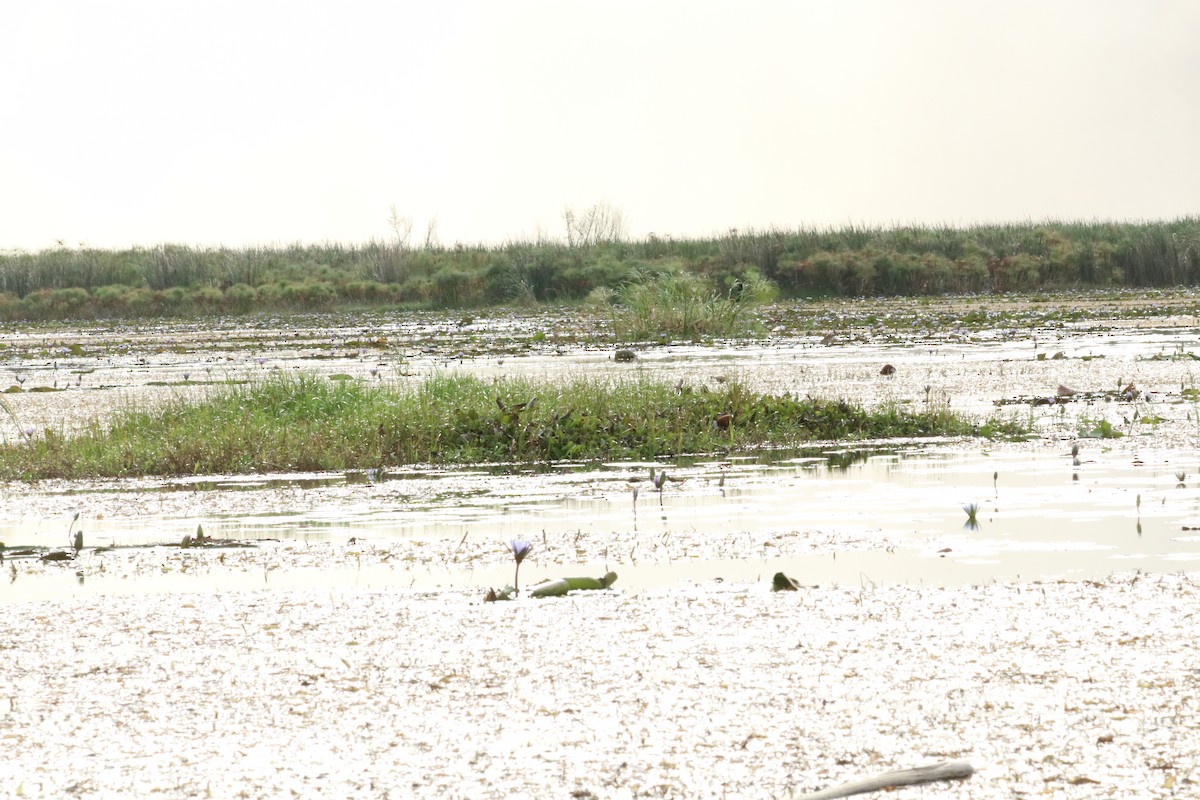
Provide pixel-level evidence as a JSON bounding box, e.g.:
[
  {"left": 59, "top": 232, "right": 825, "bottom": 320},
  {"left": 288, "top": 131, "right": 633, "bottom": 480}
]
[
  {"left": 651, "top": 467, "right": 668, "bottom": 504},
  {"left": 509, "top": 540, "right": 532, "bottom": 593},
  {"left": 963, "top": 502, "right": 980, "bottom": 531}
]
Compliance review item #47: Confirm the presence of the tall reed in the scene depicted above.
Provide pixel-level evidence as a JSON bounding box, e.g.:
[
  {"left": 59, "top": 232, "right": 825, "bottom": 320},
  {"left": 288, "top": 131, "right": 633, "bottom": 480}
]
[{"left": 1, "top": 218, "right": 1196, "bottom": 320}]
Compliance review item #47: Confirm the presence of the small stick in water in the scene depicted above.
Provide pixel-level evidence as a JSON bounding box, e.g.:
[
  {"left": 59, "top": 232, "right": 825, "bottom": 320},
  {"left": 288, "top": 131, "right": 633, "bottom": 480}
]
[{"left": 791, "top": 760, "right": 975, "bottom": 800}]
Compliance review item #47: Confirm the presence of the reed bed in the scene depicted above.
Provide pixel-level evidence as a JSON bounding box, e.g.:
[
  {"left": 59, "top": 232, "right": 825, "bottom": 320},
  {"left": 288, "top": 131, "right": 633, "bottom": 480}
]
[{"left": 1, "top": 219, "right": 1197, "bottom": 320}]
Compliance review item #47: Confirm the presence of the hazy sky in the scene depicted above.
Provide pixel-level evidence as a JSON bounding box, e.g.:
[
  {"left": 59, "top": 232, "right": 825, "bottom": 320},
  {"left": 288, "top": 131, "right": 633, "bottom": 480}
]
[{"left": 2, "top": 1, "right": 1197, "bottom": 250}]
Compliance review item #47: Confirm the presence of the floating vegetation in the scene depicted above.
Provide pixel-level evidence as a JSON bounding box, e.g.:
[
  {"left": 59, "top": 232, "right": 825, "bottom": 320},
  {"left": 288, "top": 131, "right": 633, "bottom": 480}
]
[
  {"left": 484, "top": 568, "right": 617, "bottom": 601},
  {"left": 1142, "top": 350, "right": 1200, "bottom": 362},
  {"left": 1079, "top": 418, "right": 1125, "bottom": 439},
  {"left": 527, "top": 572, "right": 618, "bottom": 598},
  {"left": 995, "top": 383, "right": 1142, "bottom": 408},
  {"left": 0, "top": 372, "right": 1023, "bottom": 480}
]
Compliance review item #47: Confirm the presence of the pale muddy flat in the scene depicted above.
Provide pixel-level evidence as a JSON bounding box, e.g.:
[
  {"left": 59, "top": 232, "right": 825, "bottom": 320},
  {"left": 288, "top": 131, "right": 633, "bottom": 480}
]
[{"left": 0, "top": 573, "right": 1196, "bottom": 798}]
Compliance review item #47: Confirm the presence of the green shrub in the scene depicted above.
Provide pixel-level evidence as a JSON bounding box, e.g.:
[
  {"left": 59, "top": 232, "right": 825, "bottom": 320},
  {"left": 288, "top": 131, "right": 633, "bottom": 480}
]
[
  {"left": 94, "top": 284, "right": 131, "bottom": 310},
  {"left": 161, "top": 287, "right": 189, "bottom": 308},
  {"left": 225, "top": 283, "right": 258, "bottom": 310},
  {"left": 194, "top": 286, "right": 224, "bottom": 306}
]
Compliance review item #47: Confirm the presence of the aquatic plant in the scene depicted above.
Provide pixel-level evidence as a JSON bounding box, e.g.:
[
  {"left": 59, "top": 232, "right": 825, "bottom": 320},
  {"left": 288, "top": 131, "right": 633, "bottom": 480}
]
[
  {"left": 650, "top": 467, "right": 668, "bottom": 504},
  {"left": 509, "top": 540, "right": 532, "bottom": 594},
  {"left": 963, "top": 502, "right": 980, "bottom": 531},
  {"left": 612, "top": 269, "right": 776, "bottom": 341},
  {"left": 0, "top": 393, "right": 29, "bottom": 442},
  {"left": 68, "top": 511, "right": 82, "bottom": 551},
  {"left": 0, "top": 372, "right": 1029, "bottom": 480},
  {"left": 1079, "top": 418, "right": 1123, "bottom": 439}
]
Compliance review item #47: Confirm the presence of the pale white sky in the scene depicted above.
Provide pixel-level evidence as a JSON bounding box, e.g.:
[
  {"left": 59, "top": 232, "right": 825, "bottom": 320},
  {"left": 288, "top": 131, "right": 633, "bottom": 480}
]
[{"left": 2, "top": 0, "right": 1197, "bottom": 251}]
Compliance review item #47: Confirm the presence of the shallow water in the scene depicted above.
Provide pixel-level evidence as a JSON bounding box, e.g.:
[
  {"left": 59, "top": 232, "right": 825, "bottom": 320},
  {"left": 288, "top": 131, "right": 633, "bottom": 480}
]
[
  {"left": 4, "top": 447, "right": 1200, "bottom": 603},
  {"left": 4, "top": 299, "right": 1200, "bottom": 603}
]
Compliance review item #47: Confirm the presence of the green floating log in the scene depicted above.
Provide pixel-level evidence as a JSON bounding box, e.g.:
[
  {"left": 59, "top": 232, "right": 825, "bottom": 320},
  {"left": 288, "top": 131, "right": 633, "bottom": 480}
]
[{"left": 528, "top": 579, "right": 570, "bottom": 598}]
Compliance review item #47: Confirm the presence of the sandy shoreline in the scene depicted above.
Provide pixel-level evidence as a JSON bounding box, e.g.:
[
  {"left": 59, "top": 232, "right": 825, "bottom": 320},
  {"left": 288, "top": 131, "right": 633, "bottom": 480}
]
[{"left": 2, "top": 572, "right": 1197, "bottom": 798}]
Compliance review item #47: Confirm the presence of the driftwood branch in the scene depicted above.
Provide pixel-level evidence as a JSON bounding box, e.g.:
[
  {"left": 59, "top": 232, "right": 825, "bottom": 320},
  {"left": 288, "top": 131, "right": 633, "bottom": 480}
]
[{"left": 791, "top": 760, "right": 975, "bottom": 800}]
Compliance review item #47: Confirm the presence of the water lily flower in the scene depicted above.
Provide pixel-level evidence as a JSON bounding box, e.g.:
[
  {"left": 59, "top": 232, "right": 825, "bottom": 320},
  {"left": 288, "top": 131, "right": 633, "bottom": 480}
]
[
  {"left": 963, "top": 502, "right": 980, "bottom": 531},
  {"left": 509, "top": 540, "right": 532, "bottom": 593},
  {"left": 651, "top": 469, "right": 668, "bottom": 505}
]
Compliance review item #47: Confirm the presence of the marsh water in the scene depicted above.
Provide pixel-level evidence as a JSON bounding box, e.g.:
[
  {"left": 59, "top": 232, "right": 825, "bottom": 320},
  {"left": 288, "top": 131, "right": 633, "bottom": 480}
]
[
  {"left": 3, "top": 445, "right": 1199, "bottom": 604},
  {"left": 4, "top": 298, "right": 1200, "bottom": 603}
]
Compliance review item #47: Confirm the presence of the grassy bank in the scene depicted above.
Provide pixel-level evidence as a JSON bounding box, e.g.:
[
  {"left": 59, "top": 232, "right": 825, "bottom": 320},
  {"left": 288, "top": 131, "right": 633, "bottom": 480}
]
[
  {"left": 0, "top": 373, "right": 1023, "bottom": 480},
  {"left": 1, "top": 218, "right": 1198, "bottom": 322}
]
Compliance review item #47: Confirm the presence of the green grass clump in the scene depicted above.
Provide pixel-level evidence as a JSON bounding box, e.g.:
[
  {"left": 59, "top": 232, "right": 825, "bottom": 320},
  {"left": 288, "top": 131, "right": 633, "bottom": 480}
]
[
  {"left": 0, "top": 373, "right": 1024, "bottom": 480},
  {"left": 613, "top": 269, "right": 777, "bottom": 341}
]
